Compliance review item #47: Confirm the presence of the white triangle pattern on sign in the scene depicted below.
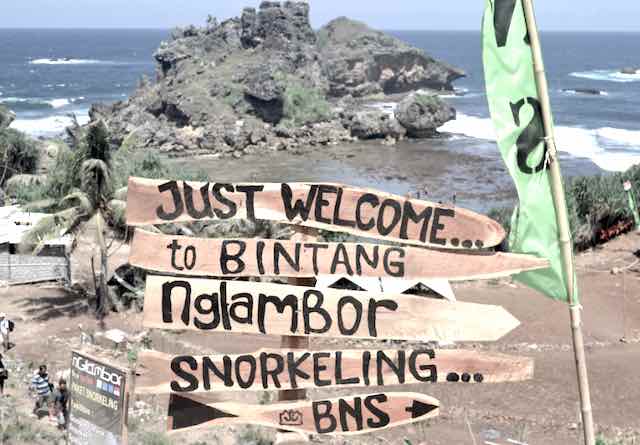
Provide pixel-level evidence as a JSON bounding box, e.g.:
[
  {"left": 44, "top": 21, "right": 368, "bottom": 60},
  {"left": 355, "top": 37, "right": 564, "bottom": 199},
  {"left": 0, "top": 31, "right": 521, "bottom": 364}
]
[{"left": 314, "top": 276, "right": 456, "bottom": 302}]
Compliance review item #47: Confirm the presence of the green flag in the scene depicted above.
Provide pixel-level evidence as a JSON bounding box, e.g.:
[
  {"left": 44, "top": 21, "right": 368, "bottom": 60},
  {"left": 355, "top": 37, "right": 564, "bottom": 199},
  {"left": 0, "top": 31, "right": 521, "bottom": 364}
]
[
  {"left": 482, "top": 0, "right": 576, "bottom": 301},
  {"left": 624, "top": 181, "right": 640, "bottom": 230}
]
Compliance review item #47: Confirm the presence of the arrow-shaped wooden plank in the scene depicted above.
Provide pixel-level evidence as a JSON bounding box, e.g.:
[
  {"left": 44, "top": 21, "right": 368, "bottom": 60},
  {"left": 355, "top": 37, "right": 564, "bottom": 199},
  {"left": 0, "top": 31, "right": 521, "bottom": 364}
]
[
  {"left": 136, "top": 348, "right": 534, "bottom": 394},
  {"left": 126, "top": 178, "right": 506, "bottom": 249},
  {"left": 129, "top": 230, "right": 548, "bottom": 281},
  {"left": 143, "top": 276, "right": 520, "bottom": 343},
  {"left": 167, "top": 392, "right": 439, "bottom": 435}
]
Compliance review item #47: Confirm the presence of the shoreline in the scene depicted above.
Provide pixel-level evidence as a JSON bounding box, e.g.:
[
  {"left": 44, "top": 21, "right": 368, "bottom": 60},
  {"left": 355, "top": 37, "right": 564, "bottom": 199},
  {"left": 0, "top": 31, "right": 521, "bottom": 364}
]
[{"left": 169, "top": 136, "right": 603, "bottom": 214}]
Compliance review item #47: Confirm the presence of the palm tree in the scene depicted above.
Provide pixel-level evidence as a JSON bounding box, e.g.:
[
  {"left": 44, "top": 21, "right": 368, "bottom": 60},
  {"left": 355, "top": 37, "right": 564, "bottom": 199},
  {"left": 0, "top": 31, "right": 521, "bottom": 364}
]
[{"left": 22, "top": 120, "right": 126, "bottom": 319}]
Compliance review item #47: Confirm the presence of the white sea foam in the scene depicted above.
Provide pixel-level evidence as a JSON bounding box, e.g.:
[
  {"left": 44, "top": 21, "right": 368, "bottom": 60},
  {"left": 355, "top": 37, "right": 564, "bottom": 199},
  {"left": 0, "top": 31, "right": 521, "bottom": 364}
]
[
  {"left": 29, "top": 58, "right": 105, "bottom": 65},
  {"left": 570, "top": 69, "right": 640, "bottom": 83},
  {"left": 10, "top": 112, "right": 90, "bottom": 137},
  {"left": 46, "top": 98, "right": 71, "bottom": 108},
  {"left": 440, "top": 113, "right": 640, "bottom": 172},
  {"left": 561, "top": 89, "right": 609, "bottom": 96}
]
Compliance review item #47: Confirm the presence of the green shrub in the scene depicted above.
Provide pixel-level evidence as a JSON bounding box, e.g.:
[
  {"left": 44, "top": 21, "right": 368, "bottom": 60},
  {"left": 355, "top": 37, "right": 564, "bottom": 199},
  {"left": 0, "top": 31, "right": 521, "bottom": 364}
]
[
  {"left": 0, "top": 128, "right": 40, "bottom": 186},
  {"left": 490, "top": 164, "right": 640, "bottom": 250},
  {"left": 282, "top": 81, "right": 332, "bottom": 126}
]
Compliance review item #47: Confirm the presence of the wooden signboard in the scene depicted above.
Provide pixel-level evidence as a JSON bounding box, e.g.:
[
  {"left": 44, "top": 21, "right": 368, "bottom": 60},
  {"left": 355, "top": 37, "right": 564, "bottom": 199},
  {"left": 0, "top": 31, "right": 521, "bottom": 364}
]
[
  {"left": 125, "top": 178, "right": 506, "bottom": 250},
  {"left": 143, "top": 276, "right": 520, "bottom": 343},
  {"left": 136, "top": 348, "right": 534, "bottom": 394},
  {"left": 129, "top": 229, "right": 548, "bottom": 281},
  {"left": 68, "top": 351, "right": 129, "bottom": 445},
  {"left": 167, "top": 392, "right": 440, "bottom": 435}
]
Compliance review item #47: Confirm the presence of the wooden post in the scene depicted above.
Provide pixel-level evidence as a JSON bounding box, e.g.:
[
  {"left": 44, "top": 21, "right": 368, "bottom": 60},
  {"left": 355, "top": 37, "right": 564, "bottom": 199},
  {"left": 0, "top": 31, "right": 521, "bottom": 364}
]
[
  {"left": 521, "top": 1, "right": 596, "bottom": 444},
  {"left": 276, "top": 225, "right": 316, "bottom": 445}
]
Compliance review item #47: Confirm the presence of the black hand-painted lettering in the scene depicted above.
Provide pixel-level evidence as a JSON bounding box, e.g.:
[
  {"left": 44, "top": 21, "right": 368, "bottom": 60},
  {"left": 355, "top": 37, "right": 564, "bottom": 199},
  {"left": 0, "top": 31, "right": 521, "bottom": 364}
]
[
  {"left": 376, "top": 199, "right": 402, "bottom": 236},
  {"left": 430, "top": 208, "right": 454, "bottom": 246},
  {"left": 202, "top": 356, "right": 233, "bottom": 389},
  {"left": 235, "top": 355, "right": 257, "bottom": 389},
  {"left": 287, "top": 352, "right": 311, "bottom": 390},
  {"left": 236, "top": 185, "right": 263, "bottom": 221},
  {"left": 183, "top": 182, "right": 213, "bottom": 219},
  {"left": 184, "top": 245, "right": 196, "bottom": 270},
  {"left": 334, "top": 351, "right": 360, "bottom": 386},
  {"left": 156, "top": 181, "right": 184, "bottom": 221},
  {"left": 167, "top": 240, "right": 184, "bottom": 271},
  {"left": 281, "top": 184, "right": 317, "bottom": 221},
  {"left": 274, "top": 241, "right": 301, "bottom": 275},
  {"left": 211, "top": 184, "right": 237, "bottom": 219},
  {"left": 162, "top": 280, "right": 191, "bottom": 325},
  {"left": 303, "top": 290, "right": 331, "bottom": 334},
  {"left": 315, "top": 185, "right": 336, "bottom": 225},
  {"left": 330, "top": 243, "right": 354, "bottom": 276},
  {"left": 355, "top": 194, "right": 379, "bottom": 231},
  {"left": 313, "top": 352, "right": 331, "bottom": 387},
  {"left": 364, "top": 394, "right": 390, "bottom": 429},
  {"left": 193, "top": 292, "right": 220, "bottom": 330},
  {"left": 313, "top": 400, "right": 337, "bottom": 434},
  {"left": 229, "top": 293, "right": 253, "bottom": 324},
  {"left": 367, "top": 299, "right": 398, "bottom": 337},
  {"left": 339, "top": 397, "right": 363, "bottom": 432},
  {"left": 408, "top": 350, "right": 437, "bottom": 383},
  {"left": 382, "top": 247, "right": 405, "bottom": 277},
  {"left": 170, "top": 356, "right": 199, "bottom": 392},
  {"left": 355, "top": 244, "right": 379, "bottom": 275},
  {"left": 376, "top": 351, "right": 405, "bottom": 385},
  {"left": 337, "top": 297, "right": 363, "bottom": 336},
  {"left": 258, "top": 294, "right": 299, "bottom": 334},
  {"left": 333, "top": 188, "right": 356, "bottom": 228},
  {"left": 400, "top": 201, "right": 432, "bottom": 242},
  {"left": 220, "top": 240, "right": 246, "bottom": 274},
  {"left": 260, "top": 352, "right": 284, "bottom": 389}
]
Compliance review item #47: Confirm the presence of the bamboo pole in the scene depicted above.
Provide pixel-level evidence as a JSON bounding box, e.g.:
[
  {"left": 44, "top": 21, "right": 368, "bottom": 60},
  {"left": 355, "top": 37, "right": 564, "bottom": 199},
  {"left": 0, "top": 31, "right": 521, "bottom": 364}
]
[{"left": 521, "top": 1, "right": 595, "bottom": 444}]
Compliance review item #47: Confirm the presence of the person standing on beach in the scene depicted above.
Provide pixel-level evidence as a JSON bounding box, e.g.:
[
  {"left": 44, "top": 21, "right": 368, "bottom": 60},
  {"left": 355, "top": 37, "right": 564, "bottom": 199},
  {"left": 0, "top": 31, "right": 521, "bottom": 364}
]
[
  {"left": 30, "top": 365, "right": 53, "bottom": 419},
  {"left": 53, "top": 378, "right": 69, "bottom": 429},
  {"left": 0, "top": 353, "right": 7, "bottom": 396},
  {"left": 0, "top": 313, "right": 10, "bottom": 352}
]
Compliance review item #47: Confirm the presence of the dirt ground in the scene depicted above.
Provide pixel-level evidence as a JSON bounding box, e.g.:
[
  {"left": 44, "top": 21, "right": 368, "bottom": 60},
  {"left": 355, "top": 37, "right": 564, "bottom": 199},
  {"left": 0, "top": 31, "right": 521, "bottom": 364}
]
[{"left": 0, "top": 227, "right": 639, "bottom": 444}]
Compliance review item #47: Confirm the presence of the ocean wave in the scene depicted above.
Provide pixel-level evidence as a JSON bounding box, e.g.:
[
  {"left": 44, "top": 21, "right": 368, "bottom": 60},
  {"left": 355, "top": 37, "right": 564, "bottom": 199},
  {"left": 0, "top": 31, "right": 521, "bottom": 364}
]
[
  {"left": 440, "top": 113, "right": 640, "bottom": 172},
  {"left": 10, "top": 112, "right": 90, "bottom": 137},
  {"left": 570, "top": 69, "right": 640, "bottom": 83},
  {"left": 0, "top": 97, "right": 81, "bottom": 110},
  {"left": 561, "top": 88, "right": 609, "bottom": 97},
  {"left": 29, "top": 58, "right": 106, "bottom": 65}
]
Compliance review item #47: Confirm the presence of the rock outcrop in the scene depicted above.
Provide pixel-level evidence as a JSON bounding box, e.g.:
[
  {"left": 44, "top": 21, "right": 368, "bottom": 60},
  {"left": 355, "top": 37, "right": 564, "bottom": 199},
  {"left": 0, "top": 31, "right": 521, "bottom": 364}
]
[
  {"left": 94, "top": 1, "right": 463, "bottom": 156},
  {"left": 317, "top": 17, "right": 464, "bottom": 98},
  {"left": 621, "top": 67, "right": 639, "bottom": 75},
  {"left": 395, "top": 93, "right": 455, "bottom": 138}
]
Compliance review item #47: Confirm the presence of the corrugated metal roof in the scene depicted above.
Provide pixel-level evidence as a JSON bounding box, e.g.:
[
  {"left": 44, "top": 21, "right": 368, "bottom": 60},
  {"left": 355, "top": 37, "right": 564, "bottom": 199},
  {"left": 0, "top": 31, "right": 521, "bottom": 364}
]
[{"left": 0, "top": 205, "right": 74, "bottom": 248}]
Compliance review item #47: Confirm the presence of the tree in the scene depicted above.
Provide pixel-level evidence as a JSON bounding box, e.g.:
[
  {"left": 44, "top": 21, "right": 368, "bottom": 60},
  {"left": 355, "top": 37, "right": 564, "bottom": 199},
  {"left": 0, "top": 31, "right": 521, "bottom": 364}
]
[{"left": 22, "top": 121, "right": 125, "bottom": 319}]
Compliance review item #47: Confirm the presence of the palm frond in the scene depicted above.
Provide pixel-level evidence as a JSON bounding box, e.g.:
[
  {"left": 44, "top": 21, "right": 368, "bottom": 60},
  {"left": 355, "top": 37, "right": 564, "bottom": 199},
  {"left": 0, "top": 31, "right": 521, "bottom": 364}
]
[
  {"left": 106, "top": 199, "right": 127, "bottom": 229},
  {"left": 4, "top": 174, "right": 46, "bottom": 196},
  {"left": 60, "top": 191, "right": 93, "bottom": 215},
  {"left": 21, "top": 199, "right": 59, "bottom": 213},
  {"left": 81, "top": 158, "right": 111, "bottom": 205},
  {"left": 19, "top": 207, "right": 84, "bottom": 253}
]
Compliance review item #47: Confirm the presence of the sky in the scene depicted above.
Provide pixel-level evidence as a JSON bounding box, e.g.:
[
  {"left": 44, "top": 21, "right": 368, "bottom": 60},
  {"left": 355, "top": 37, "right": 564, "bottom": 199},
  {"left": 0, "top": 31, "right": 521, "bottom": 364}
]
[{"left": 0, "top": 0, "right": 638, "bottom": 32}]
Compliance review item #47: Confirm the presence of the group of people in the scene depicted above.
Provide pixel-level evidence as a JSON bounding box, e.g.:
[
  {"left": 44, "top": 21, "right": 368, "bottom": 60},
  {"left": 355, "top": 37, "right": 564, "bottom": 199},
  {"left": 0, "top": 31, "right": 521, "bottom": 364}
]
[
  {"left": 0, "top": 313, "right": 69, "bottom": 430},
  {"left": 31, "top": 364, "right": 70, "bottom": 430}
]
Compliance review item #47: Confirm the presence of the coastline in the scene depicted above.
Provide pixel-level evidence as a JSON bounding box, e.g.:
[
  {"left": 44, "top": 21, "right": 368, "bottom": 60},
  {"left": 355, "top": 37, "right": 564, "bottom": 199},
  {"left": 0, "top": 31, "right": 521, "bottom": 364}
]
[{"left": 169, "top": 136, "right": 603, "bottom": 214}]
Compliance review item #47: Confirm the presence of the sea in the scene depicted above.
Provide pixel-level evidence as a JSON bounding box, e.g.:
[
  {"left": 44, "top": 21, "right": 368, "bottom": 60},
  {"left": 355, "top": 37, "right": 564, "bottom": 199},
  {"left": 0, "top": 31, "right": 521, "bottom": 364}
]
[{"left": 1, "top": 29, "right": 639, "bottom": 173}]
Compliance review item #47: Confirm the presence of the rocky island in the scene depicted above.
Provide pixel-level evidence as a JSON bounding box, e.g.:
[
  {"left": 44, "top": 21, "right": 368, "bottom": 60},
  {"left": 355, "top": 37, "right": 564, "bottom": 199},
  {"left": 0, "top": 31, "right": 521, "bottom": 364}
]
[{"left": 91, "top": 1, "right": 464, "bottom": 157}]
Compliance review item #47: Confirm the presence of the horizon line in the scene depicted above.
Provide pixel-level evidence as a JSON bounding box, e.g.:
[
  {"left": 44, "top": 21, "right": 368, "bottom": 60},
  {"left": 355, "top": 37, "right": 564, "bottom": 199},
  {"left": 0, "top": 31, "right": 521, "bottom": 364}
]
[{"left": 0, "top": 26, "right": 638, "bottom": 33}]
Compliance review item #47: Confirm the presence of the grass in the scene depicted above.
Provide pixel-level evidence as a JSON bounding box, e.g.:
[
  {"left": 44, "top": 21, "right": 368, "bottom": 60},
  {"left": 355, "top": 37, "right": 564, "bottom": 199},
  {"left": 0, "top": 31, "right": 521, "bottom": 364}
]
[
  {"left": 0, "top": 128, "right": 40, "bottom": 187},
  {"left": 281, "top": 78, "right": 332, "bottom": 126}
]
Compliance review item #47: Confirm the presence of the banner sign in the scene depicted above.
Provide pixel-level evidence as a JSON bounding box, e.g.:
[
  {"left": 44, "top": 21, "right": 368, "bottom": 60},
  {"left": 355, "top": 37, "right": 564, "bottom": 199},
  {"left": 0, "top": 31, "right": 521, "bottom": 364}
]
[
  {"left": 129, "top": 229, "right": 548, "bottom": 281},
  {"left": 136, "top": 348, "right": 534, "bottom": 394},
  {"left": 143, "top": 276, "right": 520, "bottom": 343},
  {"left": 68, "top": 351, "right": 127, "bottom": 445},
  {"left": 167, "top": 392, "right": 440, "bottom": 435},
  {"left": 126, "top": 178, "right": 506, "bottom": 250}
]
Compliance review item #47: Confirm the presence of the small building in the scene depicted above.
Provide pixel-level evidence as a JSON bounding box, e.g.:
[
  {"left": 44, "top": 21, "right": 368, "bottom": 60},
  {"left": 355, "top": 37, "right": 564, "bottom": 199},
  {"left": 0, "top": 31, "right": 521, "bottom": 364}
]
[{"left": 0, "top": 206, "right": 74, "bottom": 285}]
